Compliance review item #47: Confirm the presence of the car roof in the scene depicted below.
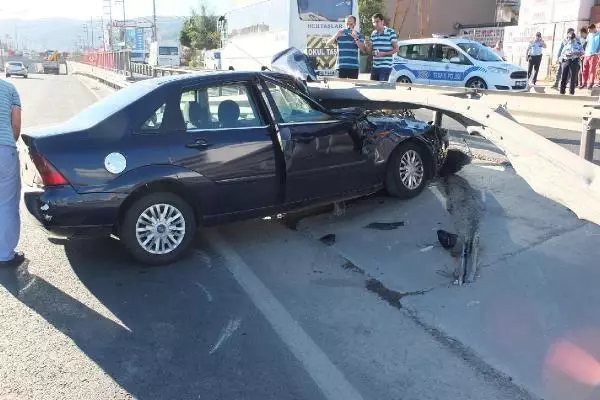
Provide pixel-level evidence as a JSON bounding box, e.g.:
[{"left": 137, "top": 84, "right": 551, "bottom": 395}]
[
  {"left": 398, "top": 37, "right": 477, "bottom": 46},
  {"left": 140, "top": 70, "right": 295, "bottom": 88}
]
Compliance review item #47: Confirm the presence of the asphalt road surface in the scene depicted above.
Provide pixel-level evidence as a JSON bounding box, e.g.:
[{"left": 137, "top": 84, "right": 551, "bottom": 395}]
[{"left": 0, "top": 73, "right": 542, "bottom": 400}]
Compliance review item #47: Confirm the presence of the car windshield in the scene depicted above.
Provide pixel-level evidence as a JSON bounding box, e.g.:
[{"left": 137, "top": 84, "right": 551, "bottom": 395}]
[
  {"left": 8, "top": 62, "right": 22, "bottom": 67},
  {"left": 457, "top": 42, "right": 502, "bottom": 62},
  {"left": 63, "top": 82, "right": 157, "bottom": 130}
]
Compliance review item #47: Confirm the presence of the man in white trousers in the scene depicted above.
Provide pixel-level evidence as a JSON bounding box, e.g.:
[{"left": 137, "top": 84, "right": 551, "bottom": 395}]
[{"left": 0, "top": 77, "right": 24, "bottom": 267}]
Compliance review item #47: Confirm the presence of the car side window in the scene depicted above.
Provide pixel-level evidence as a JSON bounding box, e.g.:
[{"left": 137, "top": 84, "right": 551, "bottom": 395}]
[
  {"left": 397, "top": 44, "right": 432, "bottom": 61},
  {"left": 180, "top": 84, "right": 261, "bottom": 130},
  {"left": 140, "top": 103, "right": 167, "bottom": 131},
  {"left": 432, "top": 45, "right": 471, "bottom": 65},
  {"left": 264, "top": 81, "right": 330, "bottom": 124}
]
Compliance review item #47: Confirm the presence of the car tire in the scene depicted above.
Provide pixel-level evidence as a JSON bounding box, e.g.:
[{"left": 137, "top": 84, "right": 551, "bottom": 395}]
[
  {"left": 466, "top": 77, "right": 487, "bottom": 90},
  {"left": 120, "top": 192, "right": 197, "bottom": 266},
  {"left": 385, "top": 141, "right": 430, "bottom": 199},
  {"left": 5, "top": 74, "right": 10, "bottom": 78},
  {"left": 23, "top": 75, "right": 28, "bottom": 79},
  {"left": 396, "top": 75, "right": 412, "bottom": 84}
]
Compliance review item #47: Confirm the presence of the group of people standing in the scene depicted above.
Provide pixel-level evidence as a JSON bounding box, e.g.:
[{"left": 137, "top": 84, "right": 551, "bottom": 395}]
[
  {"left": 327, "top": 13, "right": 398, "bottom": 82},
  {"left": 526, "top": 25, "right": 600, "bottom": 95}
]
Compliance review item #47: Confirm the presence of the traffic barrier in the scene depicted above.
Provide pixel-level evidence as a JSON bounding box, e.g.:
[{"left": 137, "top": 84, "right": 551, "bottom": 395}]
[
  {"left": 67, "top": 61, "right": 131, "bottom": 90},
  {"left": 309, "top": 80, "right": 600, "bottom": 226}
]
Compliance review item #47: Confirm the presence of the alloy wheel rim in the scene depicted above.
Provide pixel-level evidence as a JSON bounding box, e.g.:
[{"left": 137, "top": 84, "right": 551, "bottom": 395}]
[
  {"left": 135, "top": 203, "right": 186, "bottom": 255},
  {"left": 399, "top": 150, "right": 424, "bottom": 190}
]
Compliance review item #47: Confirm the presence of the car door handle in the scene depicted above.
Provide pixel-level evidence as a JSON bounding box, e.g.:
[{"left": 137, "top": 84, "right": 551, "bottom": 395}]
[{"left": 186, "top": 139, "right": 211, "bottom": 149}]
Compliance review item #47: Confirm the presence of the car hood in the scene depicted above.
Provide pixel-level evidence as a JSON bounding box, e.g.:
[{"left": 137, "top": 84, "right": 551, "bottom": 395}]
[
  {"left": 331, "top": 107, "right": 433, "bottom": 136},
  {"left": 480, "top": 61, "right": 525, "bottom": 71},
  {"left": 271, "top": 47, "right": 318, "bottom": 82}
]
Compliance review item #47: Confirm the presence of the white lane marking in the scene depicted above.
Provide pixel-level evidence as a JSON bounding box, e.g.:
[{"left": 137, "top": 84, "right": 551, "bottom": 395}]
[
  {"left": 205, "top": 231, "right": 365, "bottom": 400},
  {"left": 209, "top": 318, "right": 242, "bottom": 355},
  {"left": 193, "top": 281, "right": 214, "bottom": 303}
]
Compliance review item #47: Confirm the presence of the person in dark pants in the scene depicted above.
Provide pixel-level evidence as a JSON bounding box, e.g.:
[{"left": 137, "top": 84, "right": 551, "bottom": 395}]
[
  {"left": 327, "top": 15, "right": 366, "bottom": 79},
  {"left": 551, "top": 28, "right": 576, "bottom": 89},
  {"left": 526, "top": 32, "right": 546, "bottom": 85},
  {"left": 559, "top": 31, "right": 585, "bottom": 95}
]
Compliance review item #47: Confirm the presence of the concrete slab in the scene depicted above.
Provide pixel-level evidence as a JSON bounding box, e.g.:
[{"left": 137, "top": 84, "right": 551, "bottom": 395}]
[{"left": 299, "top": 160, "right": 599, "bottom": 400}]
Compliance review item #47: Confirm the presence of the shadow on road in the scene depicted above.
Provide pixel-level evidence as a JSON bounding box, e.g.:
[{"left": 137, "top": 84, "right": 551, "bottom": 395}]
[{"left": 0, "top": 236, "right": 320, "bottom": 400}]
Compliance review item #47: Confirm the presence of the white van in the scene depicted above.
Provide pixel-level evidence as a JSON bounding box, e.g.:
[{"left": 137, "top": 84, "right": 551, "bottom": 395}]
[
  {"left": 389, "top": 37, "right": 528, "bottom": 91},
  {"left": 148, "top": 41, "right": 181, "bottom": 67},
  {"left": 204, "top": 50, "right": 222, "bottom": 70}
]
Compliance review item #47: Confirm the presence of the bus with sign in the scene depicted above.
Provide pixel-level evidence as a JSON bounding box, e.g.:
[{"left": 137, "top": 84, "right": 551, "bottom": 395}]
[{"left": 218, "top": 0, "right": 358, "bottom": 76}]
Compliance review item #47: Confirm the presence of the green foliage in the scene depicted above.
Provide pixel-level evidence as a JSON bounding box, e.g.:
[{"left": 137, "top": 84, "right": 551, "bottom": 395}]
[
  {"left": 179, "top": 5, "right": 220, "bottom": 51},
  {"left": 358, "top": 0, "right": 385, "bottom": 38}
]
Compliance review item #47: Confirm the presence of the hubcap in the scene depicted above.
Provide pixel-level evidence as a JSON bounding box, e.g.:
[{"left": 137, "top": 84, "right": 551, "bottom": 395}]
[
  {"left": 135, "top": 203, "right": 186, "bottom": 255},
  {"left": 469, "top": 80, "right": 485, "bottom": 89},
  {"left": 399, "top": 150, "right": 424, "bottom": 190}
]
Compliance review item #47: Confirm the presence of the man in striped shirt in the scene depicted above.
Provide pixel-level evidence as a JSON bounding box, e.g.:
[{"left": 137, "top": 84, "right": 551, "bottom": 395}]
[
  {"left": 0, "top": 78, "right": 24, "bottom": 267},
  {"left": 327, "top": 15, "right": 366, "bottom": 79},
  {"left": 368, "top": 13, "right": 398, "bottom": 81}
]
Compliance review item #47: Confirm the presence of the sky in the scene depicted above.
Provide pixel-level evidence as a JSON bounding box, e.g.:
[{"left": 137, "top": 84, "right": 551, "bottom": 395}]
[{"left": 0, "top": 0, "right": 226, "bottom": 20}]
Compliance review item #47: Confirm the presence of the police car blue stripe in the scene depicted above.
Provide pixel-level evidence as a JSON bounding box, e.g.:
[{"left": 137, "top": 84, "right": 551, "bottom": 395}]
[{"left": 392, "top": 63, "right": 487, "bottom": 81}]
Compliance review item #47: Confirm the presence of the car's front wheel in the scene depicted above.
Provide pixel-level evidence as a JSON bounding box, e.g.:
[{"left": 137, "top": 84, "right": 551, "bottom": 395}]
[
  {"left": 466, "top": 77, "right": 487, "bottom": 90},
  {"left": 120, "top": 192, "right": 196, "bottom": 265},
  {"left": 5, "top": 74, "right": 10, "bottom": 78},
  {"left": 385, "top": 141, "right": 430, "bottom": 199},
  {"left": 396, "top": 75, "right": 412, "bottom": 84}
]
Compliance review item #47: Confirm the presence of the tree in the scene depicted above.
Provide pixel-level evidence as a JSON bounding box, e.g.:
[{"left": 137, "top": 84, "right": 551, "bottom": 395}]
[
  {"left": 358, "top": 0, "right": 385, "bottom": 38},
  {"left": 179, "top": 5, "right": 220, "bottom": 51}
]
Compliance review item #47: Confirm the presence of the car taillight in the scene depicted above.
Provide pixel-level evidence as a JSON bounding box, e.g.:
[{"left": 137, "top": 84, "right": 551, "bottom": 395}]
[{"left": 30, "top": 153, "right": 69, "bottom": 186}]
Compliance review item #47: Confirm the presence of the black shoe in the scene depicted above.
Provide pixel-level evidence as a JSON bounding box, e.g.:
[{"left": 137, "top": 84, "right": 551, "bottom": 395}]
[{"left": 0, "top": 252, "right": 25, "bottom": 268}]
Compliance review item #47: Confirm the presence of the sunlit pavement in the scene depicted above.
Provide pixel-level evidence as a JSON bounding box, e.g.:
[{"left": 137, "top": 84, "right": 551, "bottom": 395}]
[{"left": 1, "top": 73, "right": 599, "bottom": 400}]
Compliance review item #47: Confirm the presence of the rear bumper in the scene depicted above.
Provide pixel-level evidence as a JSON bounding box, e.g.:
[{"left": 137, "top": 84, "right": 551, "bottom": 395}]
[{"left": 23, "top": 185, "right": 126, "bottom": 238}]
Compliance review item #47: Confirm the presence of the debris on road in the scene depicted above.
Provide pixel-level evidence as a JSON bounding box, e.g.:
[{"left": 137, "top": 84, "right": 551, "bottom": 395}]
[
  {"left": 437, "top": 230, "right": 458, "bottom": 249},
  {"left": 364, "top": 221, "right": 405, "bottom": 230},
  {"left": 319, "top": 234, "right": 337, "bottom": 246},
  {"left": 420, "top": 245, "right": 434, "bottom": 253}
]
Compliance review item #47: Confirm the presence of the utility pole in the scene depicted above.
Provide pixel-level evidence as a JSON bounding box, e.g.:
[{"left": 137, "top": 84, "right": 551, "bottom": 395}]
[
  {"left": 152, "top": 0, "right": 157, "bottom": 42},
  {"left": 91, "top": 17, "right": 95, "bottom": 49}
]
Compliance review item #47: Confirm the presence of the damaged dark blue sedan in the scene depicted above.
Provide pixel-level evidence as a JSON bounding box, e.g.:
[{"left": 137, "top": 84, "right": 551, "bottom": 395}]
[{"left": 20, "top": 62, "right": 448, "bottom": 265}]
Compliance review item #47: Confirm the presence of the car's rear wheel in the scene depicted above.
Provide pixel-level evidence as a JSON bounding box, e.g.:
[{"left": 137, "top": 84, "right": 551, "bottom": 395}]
[
  {"left": 385, "top": 141, "right": 430, "bottom": 199},
  {"left": 120, "top": 192, "right": 196, "bottom": 265},
  {"left": 396, "top": 75, "right": 412, "bottom": 84}
]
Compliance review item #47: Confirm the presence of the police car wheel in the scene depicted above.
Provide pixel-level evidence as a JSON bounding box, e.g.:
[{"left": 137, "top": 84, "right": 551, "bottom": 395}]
[
  {"left": 466, "top": 77, "right": 487, "bottom": 90},
  {"left": 396, "top": 76, "right": 412, "bottom": 84}
]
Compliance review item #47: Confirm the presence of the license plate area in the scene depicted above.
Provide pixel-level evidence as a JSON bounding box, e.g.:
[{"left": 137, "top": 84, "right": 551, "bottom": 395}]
[{"left": 515, "top": 80, "right": 527, "bottom": 88}]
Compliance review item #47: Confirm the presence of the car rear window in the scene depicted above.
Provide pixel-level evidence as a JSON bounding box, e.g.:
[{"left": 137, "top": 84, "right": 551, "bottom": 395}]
[{"left": 63, "top": 82, "right": 158, "bottom": 131}]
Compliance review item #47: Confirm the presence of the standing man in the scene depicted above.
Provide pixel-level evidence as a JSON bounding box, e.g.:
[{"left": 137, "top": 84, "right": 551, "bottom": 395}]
[
  {"left": 580, "top": 24, "right": 599, "bottom": 89},
  {"left": 368, "top": 13, "right": 398, "bottom": 82},
  {"left": 577, "top": 26, "right": 589, "bottom": 88},
  {"left": 327, "top": 15, "right": 366, "bottom": 79},
  {"left": 0, "top": 78, "right": 24, "bottom": 267},
  {"left": 526, "top": 32, "right": 546, "bottom": 85},
  {"left": 551, "top": 28, "right": 576, "bottom": 90},
  {"left": 559, "top": 30, "right": 585, "bottom": 95}
]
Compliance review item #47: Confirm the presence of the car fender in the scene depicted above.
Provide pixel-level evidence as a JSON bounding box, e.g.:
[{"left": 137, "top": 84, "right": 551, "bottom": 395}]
[
  {"left": 390, "top": 63, "right": 418, "bottom": 82},
  {"left": 98, "top": 164, "right": 214, "bottom": 195}
]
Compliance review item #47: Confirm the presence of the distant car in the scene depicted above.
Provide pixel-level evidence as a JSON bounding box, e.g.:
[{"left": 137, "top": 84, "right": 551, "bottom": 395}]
[
  {"left": 20, "top": 67, "right": 448, "bottom": 265},
  {"left": 5, "top": 61, "right": 28, "bottom": 78},
  {"left": 389, "top": 37, "right": 528, "bottom": 91}
]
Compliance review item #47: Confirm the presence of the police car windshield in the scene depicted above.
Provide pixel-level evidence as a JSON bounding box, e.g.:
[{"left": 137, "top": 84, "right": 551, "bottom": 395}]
[{"left": 457, "top": 42, "right": 502, "bottom": 62}]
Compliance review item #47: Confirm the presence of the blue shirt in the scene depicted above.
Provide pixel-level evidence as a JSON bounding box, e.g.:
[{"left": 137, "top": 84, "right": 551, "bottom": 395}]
[
  {"left": 371, "top": 26, "right": 398, "bottom": 69},
  {"left": 560, "top": 40, "right": 584, "bottom": 60},
  {"left": 585, "top": 32, "right": 600, "bottom": 55},
  {"left": 527, "top": 40, "right": 544, "bottom": 56},
  {"left": 0, "top": 80, "right": 21, "bottom": 148},
  {"left": 336, "top": 29, "right": 365, "bottom": 70}
]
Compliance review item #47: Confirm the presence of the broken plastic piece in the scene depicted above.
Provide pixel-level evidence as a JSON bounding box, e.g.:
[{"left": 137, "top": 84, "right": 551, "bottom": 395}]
[
  {"left": 437, "top": 229, "right": 458, "bottom": 249},
  {"left": 365, "top": 221, "right": 405, "bottom": 230},
  {"left": 319, "top": 234, "right": 336, "bottom": 246}
]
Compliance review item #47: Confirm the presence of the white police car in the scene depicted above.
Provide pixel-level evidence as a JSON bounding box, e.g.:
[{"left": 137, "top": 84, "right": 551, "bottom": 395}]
[{"left": 389, "top": 37, "right": 528, "bottom": 91}]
